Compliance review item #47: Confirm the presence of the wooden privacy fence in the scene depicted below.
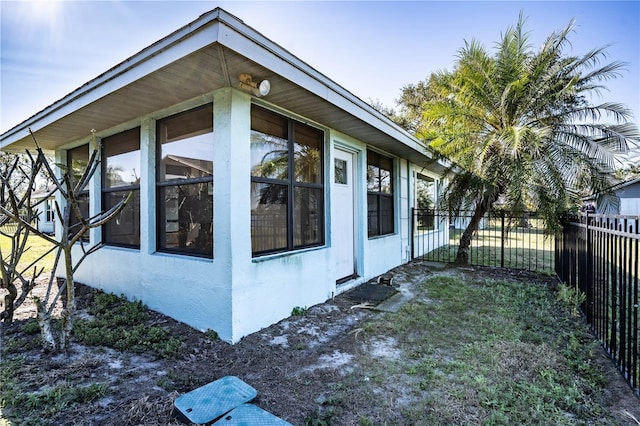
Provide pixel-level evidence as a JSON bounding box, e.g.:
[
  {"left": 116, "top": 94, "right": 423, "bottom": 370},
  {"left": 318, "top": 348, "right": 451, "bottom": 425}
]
[
  {"left": 411, "top": 209, "right": 555, "bottom": 274},
  {"left": 556, "top": 213, "right": 639, "bottom": 396}
]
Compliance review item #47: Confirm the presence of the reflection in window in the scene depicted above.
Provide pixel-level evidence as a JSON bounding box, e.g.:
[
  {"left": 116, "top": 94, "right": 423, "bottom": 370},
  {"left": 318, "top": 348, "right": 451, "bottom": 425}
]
[
  {"left": 250, "top": 106, "right": 324, "bottom": 256},
  {"left": 334, "top": 159, "right": 347, "bottom": 184},
  {"left": 102, "top": 127, "right": 141, "bottom": 247},
  {"left": 157, "top": 104, "right": 214, "bottom": 257},
  {"left": 367, "top": 150, "right": 394, "bottom": 237},
  {"left": 416, "top": 174, "right": 436, "bottom": 232},
  {"left": 67, "top": 144, "right": 90, "bottom": 242}
]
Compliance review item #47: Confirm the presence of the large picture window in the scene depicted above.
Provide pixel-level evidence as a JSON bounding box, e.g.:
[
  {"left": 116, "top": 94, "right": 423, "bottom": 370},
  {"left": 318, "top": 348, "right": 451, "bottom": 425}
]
[
  {"left": 250, "top": 106, "right": 324, "bottom": 256},
  {"left": 367, "top": 150, "right": 394, "bottom": 237},
  {"left": 156, "top": 104, "right": 213, "bottom": 257},
  {"left": 67, "top": 144, "right": 90, "bottom": 242},
  {"left": 102, "top": 128, "right": 141, "bottom": 248}
]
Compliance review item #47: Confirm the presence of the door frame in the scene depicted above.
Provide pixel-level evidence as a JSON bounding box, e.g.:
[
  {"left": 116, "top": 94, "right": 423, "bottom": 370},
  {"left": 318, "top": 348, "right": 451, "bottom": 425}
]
[{"left": 333, "top": 143, "right": 361, "bottom": 284}]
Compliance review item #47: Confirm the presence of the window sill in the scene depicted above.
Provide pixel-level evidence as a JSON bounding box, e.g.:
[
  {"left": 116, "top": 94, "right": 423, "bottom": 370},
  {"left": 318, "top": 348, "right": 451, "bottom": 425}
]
[
  {"left": 103, "top": 244, "right": 141, "bottom": 252},
  {"left": 152, "top": 251, "right": 214, "bottom": 262},
  {"left": 367, "top": 233, "right": 396, "bottom": 240},
  {"left": 251, "top": 244, "right": 326, "bottom": 263}
]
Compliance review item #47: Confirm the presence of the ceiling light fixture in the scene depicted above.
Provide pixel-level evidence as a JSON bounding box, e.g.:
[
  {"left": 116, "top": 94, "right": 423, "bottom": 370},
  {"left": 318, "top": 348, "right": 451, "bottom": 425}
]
[{"left": 238, "top": 73, "right": 271, "bottom": 97}]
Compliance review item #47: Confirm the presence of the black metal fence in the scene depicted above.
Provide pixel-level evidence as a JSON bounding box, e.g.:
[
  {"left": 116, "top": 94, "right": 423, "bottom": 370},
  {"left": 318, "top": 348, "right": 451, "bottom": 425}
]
[
  {"left": 411, "top": 209, "right": 555, "bottom": 274},
  {"left": 556, "top": 213, "right": 639, "bottom": 396}
]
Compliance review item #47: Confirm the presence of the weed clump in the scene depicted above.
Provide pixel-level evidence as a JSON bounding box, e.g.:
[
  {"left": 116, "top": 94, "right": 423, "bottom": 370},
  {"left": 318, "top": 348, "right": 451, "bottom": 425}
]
[{"left": 73, "top": 292, "right": 182, "bottom": 359}]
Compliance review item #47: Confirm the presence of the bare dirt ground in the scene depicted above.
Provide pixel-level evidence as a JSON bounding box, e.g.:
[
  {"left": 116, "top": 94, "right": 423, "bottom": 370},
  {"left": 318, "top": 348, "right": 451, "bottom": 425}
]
[{"left": 1, "top": 262, "right": 639, "bottom": 425}]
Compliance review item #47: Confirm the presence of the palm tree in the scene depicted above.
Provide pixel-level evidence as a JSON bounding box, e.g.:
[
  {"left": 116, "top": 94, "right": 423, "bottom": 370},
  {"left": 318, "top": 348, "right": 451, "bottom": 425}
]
[{"left": 417, "top": 14, "right": 639, "bottom": 265}]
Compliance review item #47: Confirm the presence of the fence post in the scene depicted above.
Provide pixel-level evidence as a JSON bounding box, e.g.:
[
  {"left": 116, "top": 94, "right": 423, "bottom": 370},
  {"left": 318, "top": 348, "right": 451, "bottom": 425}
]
[
  {"left": 411, "top": 207, "right": 415, "bottom": 260},
  {"left": 585, "top": 212, "right": 593, "bottom": 323},
  {"left": 500, "top": 211, "right": 505, "bottom": 269}
]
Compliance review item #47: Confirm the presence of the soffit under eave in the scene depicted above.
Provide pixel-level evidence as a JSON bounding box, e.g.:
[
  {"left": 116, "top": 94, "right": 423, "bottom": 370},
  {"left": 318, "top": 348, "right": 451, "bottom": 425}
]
[{"left": 1, "top": 43, "right": 236, "bottom": 153}]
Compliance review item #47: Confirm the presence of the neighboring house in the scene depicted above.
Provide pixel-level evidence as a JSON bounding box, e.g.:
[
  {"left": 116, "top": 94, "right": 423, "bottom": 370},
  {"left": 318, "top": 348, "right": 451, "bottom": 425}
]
[
  {"left": 0, "top": 8, "right": 449, "bottom": 343},
  {"left": 586, "top": 177, "right": 640, "bottom": 216},
  {"left": 32, "top": 188, "right": 56, "bottom": 234},
  {"left": 607, "top": 178, "right": 640, "bottom": 215}
]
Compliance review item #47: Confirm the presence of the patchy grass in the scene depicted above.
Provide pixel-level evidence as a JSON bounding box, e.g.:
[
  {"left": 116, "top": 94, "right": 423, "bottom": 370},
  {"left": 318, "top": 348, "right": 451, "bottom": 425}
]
[
  {"left": 314, "top": 272, "right": 615, "bottom": 425},
  {"left": 0, "top": 267, "right": 635, "bottom": 425},
  {"left": 0, "top": 231, "right": 57, "bottom": 275},
  {"left": 423, "top": 227, "right": 555, "bottom": 274},
  {"left": 0, "top": 355, "right": 108, "bottom": 426},
  {"left": 1, "top": 291, "right": 184, "bottom": 425}
]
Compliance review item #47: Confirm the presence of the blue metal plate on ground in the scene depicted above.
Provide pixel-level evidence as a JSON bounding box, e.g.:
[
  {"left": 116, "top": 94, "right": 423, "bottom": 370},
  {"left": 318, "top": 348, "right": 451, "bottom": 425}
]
[
  {"left": 212, "top": 404, "right": 292, "bottom": 426},
  {"left": 174, "top": 376, "right": 257, "bottom": 425}
]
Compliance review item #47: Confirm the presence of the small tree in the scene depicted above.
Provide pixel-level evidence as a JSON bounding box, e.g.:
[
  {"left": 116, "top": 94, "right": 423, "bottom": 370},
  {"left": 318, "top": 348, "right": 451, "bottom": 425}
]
[
  {"left": 0, "top": 131, "right": 130, "bottom": 351},
  {"left": 0, "top": 151, "right": 55, "bottom": 323}
]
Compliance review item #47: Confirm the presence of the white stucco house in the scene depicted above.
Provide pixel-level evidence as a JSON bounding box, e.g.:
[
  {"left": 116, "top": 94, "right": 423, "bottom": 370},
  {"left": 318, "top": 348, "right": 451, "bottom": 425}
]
[
  {"left": 0, "top": 8, "right": 449, "bottom": 343},
  {"left": 31, "top": 189, "right": 56, "bottom": 234}
]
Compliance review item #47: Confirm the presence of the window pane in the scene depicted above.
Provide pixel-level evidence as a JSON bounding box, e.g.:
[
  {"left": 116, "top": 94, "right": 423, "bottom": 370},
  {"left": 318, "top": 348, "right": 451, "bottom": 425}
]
[
  {"left": 379, "top": 155, "right": 393, "bottom": 172},
  {"left": 367, "top": 194, "right": 379, "bottom": 237},
  {"left": 251, "top": 107, "right": 289, "bottom": 180},
  {"left": 294, "top": 123, "right": 322, "bottom": 183},
  {"left": 293, "top": 187, "right": 323, "bottom": 247},
  {"left": 158, "top": 105, "right": 213, "bottom": 182},
  {"left": 380, "top": 168, "right": 391, "bottom": 194},
  {"left": 367, "top": 165, "right": 380, "bottom": 192},
  {"left": 104, "top": 128, "right": 140, "bottom": 188},
  {"left": 67, "top": 145, "right": 89, "bottom": 188},
  {"left": 251, "top": 106, "right": 288, "bottom": 138},
  {"left": 380, "top": 195, "right": 394, "bottom": 235},
  {"left": 334, "top": 159, "right": 347, "bottom": 184},
  {"left": 158, "top": 183, "right": 213, "bottom": 257},
  {"left": 251, "top": 182, "right": 288, "bottom": 254},
  {"left": 103, "top": 190, "right": 140, "bottom": 247},
  {"left": 69, "top": 193, "right": 90, "bottom": 241},
  {"left": 367, "top": 150, "right": 380, "bottom": 167},
  {"left": 367, "top": 150, "right": 394, "bottom": 238},
  {"left": 68, "top": 145, "right": 90, "bottom": 242},
  {"left": 250, "top": 130, "right": 289, "bottom": 179}
]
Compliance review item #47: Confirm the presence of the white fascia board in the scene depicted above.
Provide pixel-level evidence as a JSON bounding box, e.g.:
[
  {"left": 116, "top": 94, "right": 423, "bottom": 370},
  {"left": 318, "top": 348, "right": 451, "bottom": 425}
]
[
  {"left": 1, "top": 11, "right": 223, "bottom": 149},
  {"left": 215, "top": 15, "right": 435, "bottom": 160}
]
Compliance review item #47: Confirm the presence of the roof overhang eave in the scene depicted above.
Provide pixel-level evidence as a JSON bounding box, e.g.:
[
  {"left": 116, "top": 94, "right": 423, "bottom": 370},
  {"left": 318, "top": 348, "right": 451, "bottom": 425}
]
[{"left": 1, "top": 7, "right": 446, "bottom": 170}]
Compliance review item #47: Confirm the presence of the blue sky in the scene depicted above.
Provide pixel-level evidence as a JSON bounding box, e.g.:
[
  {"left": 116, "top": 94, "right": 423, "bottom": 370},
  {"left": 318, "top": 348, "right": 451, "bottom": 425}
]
[{"left": 1, "top": 1, "right": 639, "bottom": 158}]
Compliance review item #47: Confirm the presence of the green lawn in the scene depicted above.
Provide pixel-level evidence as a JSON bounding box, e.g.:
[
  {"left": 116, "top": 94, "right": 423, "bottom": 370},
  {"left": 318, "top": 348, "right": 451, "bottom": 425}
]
[
  {"left": 339, "top": 272, "right": 619, "bottom": 425},
  {"left": 0, "top": 230, "right": 57, "bottom": 276},
  {"left": 421, "top": 223, "right": 556, "bottom": 274}
]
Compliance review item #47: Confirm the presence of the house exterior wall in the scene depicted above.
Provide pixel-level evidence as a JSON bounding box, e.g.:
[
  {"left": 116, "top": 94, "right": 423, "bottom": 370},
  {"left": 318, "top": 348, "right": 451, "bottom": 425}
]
[
  {"left": 33, "top": 197, "right": 55, "bottom": 234},
  {"left": 617, "top": 182, "right": 640, "bottom": 216},
  {"left": 620, "top": 198, "right": 640, "bottom": 216},
  {"left": 617, "top": 182, "right": 640, "bottom": 199},
  {"left": 57, "top": 88, "right": 441, "bottom": 343}
]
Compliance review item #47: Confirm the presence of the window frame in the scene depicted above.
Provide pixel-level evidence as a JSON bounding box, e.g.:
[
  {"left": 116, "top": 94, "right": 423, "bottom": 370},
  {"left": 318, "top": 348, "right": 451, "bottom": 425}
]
[
  {"left": 250, "top": 105, "right": 325, "bottom": 256},
  {"left": 155, "top": 104, "right": 214, "bottom": 258},
  {"left": 101, "top": 127, "right": 141, "bottom": 249},
  {"left": 367, "top": 149, "right": 395, "bottom": 238}
]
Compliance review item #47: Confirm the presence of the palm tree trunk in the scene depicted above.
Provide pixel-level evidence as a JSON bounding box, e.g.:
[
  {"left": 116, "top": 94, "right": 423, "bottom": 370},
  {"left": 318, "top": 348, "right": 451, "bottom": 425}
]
[{"left": 455, "top": 192, "right": 493, "bottom": 265}]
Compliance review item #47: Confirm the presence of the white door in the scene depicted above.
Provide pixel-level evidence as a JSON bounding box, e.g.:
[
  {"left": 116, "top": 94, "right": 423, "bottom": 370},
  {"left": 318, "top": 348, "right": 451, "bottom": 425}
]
[{"left": 333, "top": 149, "right": 356, "bottom": 282}]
